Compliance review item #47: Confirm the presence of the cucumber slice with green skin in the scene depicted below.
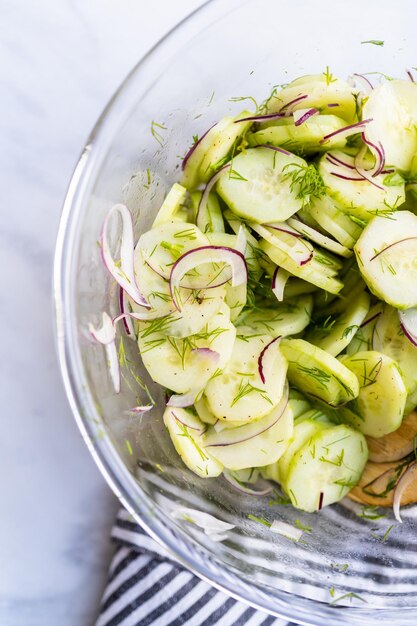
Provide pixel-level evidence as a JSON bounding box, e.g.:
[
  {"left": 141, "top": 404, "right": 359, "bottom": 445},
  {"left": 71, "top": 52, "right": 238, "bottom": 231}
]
[
  {"left": 204, "top": 334, "right": 287, "bottom": 423},
  {"left": 238, "top": 295, "right": 313, "bottom": 338},
  {"left": 194, "top": 395, "right": 218, "bottom": 425},
  {"left": 287, "top": 217, "right": 352, "bottom": 258},
  {"left": 202, "top": 401, "right": 293, "bottom": 470},
  {"left": 277, "top": 416, "right": 331, "bottom": 489},
  {"left": 251, "top": 223, "right": 314, "bottom": 267},
  {"left": 248, "top": 115, "right": 348, "bottom": 153},
  {"left": 223, "top": 213, "right": 264, "bottom": 280},
  {"left": 319, "top": 151, "right": 405, "bottom": 221},
  {"left": 260, "top": 239, "right": 343, "bottom": 294},
  {"left": 284, "top": 424, "right": 368, "bottom": 512},
  {"left": 339, "top": 351, "right": 407, "bottom": 437},
  {"left": 152, "top": 184, "right": 187, "bottom": 228},
  {"left": 405, "top": 385, "right": 417, "bottom": 415},
  {"left": 181, "top": 111, "right": 253, "bottom": 189},
  {"left": 315, "top": 261, "right": 366, "bottom": 316},
  {"left": 306, "top": 291, "right": 370, "bottom": 356},
  {"left": 163, "top": 407, "right": 223, "bottom": 478},
  {"left": 307, "top": 195, "right": 363, "bottom": 249},
  {"left": 216, "top": 148, "right": 307, "bottom": 223},
  {"left": 267, "top": 76, "right": 358, "bottom": 123},
  {"left": 280, "top": 338, "right": 360, "bottom": 406},
  {"left": 190, "top": 190, "right": 225, "bottom": 233},
  {"left": 373, "top": 304, "right": 417, "bottom": 394},
  {"left": 363, "top": 80, "right": 417, "bottom": 172},
  {"left": 346, "top": 302, "right": 383, "bottom": 355},
  {"left": 355, "top": 211, "right": 417, "bottom": 309},
  {"left": 288, "top": 389, "right": 312, "bottom": 419},
  {"left": 138, "top": 304, "right": 236, "bottom": 394}
]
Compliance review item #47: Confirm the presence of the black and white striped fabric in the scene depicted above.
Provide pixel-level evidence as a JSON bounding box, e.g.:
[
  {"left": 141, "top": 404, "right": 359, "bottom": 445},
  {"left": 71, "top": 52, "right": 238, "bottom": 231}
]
[{"left": 96, "top": 508, "right": 295, "bottom": 626}]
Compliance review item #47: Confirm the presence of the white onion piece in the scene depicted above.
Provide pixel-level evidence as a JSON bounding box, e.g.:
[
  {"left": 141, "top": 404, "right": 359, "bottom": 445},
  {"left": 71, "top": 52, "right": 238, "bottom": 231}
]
[
  {"left": 293, "top": 107, "right": 319, "bottom": 126},
  {"left": 270, "top": 520, "right": 303, "bottom": 541},
  {"left": 349, "top": 73, "right": 374, "bottom": 94},
  {"left": 319, "top": 118, "right": 373, "bottom": 145},
  {"left": 172, "top": 506, "right": 235, "bottom": 542},
  {"left": 223, "top": 470, "right": 273, "bottom": 496},
  {"left": 196, "top": 164, "right": 231, "bottom": 231},
  {"left": 105, "top": 342, "right": 121, "bottom": 394},
  {"left": 88, "top": 312, "right": 116, "bottom": 344},
  {"left": 258, "top": 336, "right": 282, "bottom": 384},
  {"left": 170, "top": 246, "right": 247, "bottom": 310},
  {"left": 271, "top": 267, "right": 290, "bottom": 302},
  {"left": 101, "top": 204, "right": 149, "bottom": 307},
  {"left": 398, "top": 308, "right": 417, "bottom": 347},
  {"left": 235, "top": 225, "right": 247, "bottom": 255},
  {"left": 393, "top": 461, "right": 417, "bottom": 523}
]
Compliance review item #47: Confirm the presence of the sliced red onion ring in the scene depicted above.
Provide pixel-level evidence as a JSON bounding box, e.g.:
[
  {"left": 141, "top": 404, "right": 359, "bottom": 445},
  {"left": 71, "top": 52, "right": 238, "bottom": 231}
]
[
  {"left": 258, "top": 336, "right": 282, "bottom": 384},
  {"left": 319, "top": 118, "right": 373, "bottom": 144},
  {"left": 125, "top": 405, "right": 153, "bottom": 415},
  {"left": 406, "top": 69, "right": 415, "bottom": 83},
  {"left": 182, "top": 123, "right": 216, "bottom": 170},
  {"left": 101, "top": 204, "right": 149, "bottom": 308},
  {"left": 88, "top": 313, "right": 120, "bottom": 393},
  {"left": 361, "top": 133, "right": 385, "bottom": 177},
  {"left": 293, "top": 107, "right": 319, "bottom": 126},
  {"left": 279, "top": 93, "right": 308, "bottom": 112},
  {"left": 234, "top": 112, "right": 287, "bottom": 123},
  {"left": 265, "top": 222, "right": 304, "bottom": 238},
  {"left": 325, "top": 153, "right": 356, "bottom": 170},
  {"left": 196, "top": 164, "right": 231, "bottom": 231},
  {"left": 254, "top": 144, "right": 292, "bottom": 156},
  {"left": 351, "top": 73, "right": 374, "bottom": 93},
  {"left": 327, "top": 103, "right": 340, "bottom": 108},
  {"left": 329, "top": 171, "right": 366, "bottom": 182},
  {"left": 360, "top": 310, "right": 382, "bottom": 329},
  {"left": 270, "top": 520, "right": 303, "bottom": 541},
  {"left": 393, "top": 461, "right": 417, "bottom": 522},
  {"left": 318, "top": 492, "right": 324, "bottom": 510},
  {"left": 354, "top": 145, "right": 385, "bottom": 190},
  {"left": 119, "top": 287, "right": 135, "bottom": 336},
  {"left": 171, "top": 410, "right": 207, "bottom": 435},
  {"left": 398, "top": 308, "right": 417, "bottom": 348},
  {"left": 223, "top": 470, "right": 273, "bottom": 496},
  {"left": 272, "top": 267, "right": 290, "bottom": 302},
  {"left": 370, "top": 237, "right": 417, "bottom": 262},
  {"left": 169, "top": 246, "right": 247, "bottom": 310}
]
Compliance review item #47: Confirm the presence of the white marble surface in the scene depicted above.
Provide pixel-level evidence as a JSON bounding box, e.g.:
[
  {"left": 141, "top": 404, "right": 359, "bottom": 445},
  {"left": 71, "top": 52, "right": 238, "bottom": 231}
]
[{"left": 0, "top": 1, "right": 204, "bottom": 624}]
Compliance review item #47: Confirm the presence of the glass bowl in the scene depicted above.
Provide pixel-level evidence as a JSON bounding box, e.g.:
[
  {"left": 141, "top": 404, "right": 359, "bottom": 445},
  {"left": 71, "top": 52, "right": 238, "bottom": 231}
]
[{"left": 54, "top": 1, "right": 417, "bottom": 624}]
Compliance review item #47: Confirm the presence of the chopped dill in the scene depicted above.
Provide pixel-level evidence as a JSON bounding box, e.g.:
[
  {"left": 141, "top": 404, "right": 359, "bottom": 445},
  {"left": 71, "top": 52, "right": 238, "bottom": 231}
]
[
  {"left": 151, "top": 120, "right": 167, "bottom": 146},
  {"left": 322, "top": 65, "right": 337, "bottom": 85},
  {"left": 371, "top": 524, "right": 395, "bottom": 543},
  {"left": 281, "top": 162, "right": 326, "bottom": 207},
  {"left": 357, "top": 505, "right": 386, "bottom": 520},
  {"left": 231, "top": 380, "right": 273, "bottom": 407},
  {"left": 361, "top": 39, "right": 384, "bottom": 46},
  {"left": 294, "top": 519, "right": 312, "bottom": 533},
  {"left": 295, "top": 364, "right": 331, "bottom": 390},
  {"left": 331, "top": 563, "right": 349, "bottom": 573},
  {"left": 248, "top": 514, "right": 271, "bottom": 527},
  {"left": 125, "top": 439, "right": 133, "bottom": 455},
  {"left": 229, "top": 169, "right": 248, "bottom": 181},
  {"left": 330, "top": 592, "right": 367, "bottom": 605}
]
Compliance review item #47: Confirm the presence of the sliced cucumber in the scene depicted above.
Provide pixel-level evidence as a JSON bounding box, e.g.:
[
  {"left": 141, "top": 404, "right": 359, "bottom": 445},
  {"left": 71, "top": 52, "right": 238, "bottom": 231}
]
[
  {"left": 307, "top": 194, "right": 363, "bottom": 249},
  {"left": 238, "top": 295, "right": 313, "bottom": 338},
  {"left": 277, "top": 414, "right": 331, "bottom": 488},
  {"left": 288, "top": 389, "right": 312, "bottom": 419},
  {"left": 286, "top": 217, "right": 352, "bottom": 258},
  {"left": 346, "top": 302, "right": 383, "bottom": 355},
  {"left": 284, "top": 424, "right": 368, "bottom": 512},
  {"left": 373, "top": 304, "right": 417, "bottom": 394},
  {"left": 191, "top": 190, "right": 225, "bottom": 234},
  {"left": 194, "top": 395, "right": 218, "bottom": 425},
  {"left": 405, "top": 385, "right": 417, "bottom": 414},
  {"left": 267, "top": 75, "right": 357, "bottom": 123},
  {"left": 216, "top": 147, "right": 307, "bottom": 223},
  {"left": 181, "top": 112, "right": 253, "bottom": 189},
  {"left": 260, "top": 239, "right": 343, "bottom": 294},
  {"left": 248, "top": 115, "right": 348, "bottom": 153},
  {"left": 138, "top": 304, "right": 236, "bottom": 394},
  {"left": 251, "top": 223, "right": 314, "bottom": 267},
  {"left": 339, "top": 351, "right": 407, "bottom": 437},
  {"left": 355, "top": 210, "right": 417, "bottom": 309},
  {"left": 152, "top": 183, "right": 187, "bottom": 228},
  {"left": 315, "top": 259, "right": 366, "bottom": 316},
  {"left": 363, "top": 80, "right": 417, "bottom": 172},
  {"left": 280, "top": 338, "right": 360, "bottom": 405},
  {"left": 202, "top": 402, "right": 294, "bottom": 470},
  {"left": 319, "top": 151, "right": 405, "bottom": 221},
  {"left": 204, "top": 334, "right": 287, "bottom": 422},
  {"left": 306, "top": 291, "right": 370, "bottom": 356},
  {"left": 163, "top": 407, "right": 223, "bottom": 478}
]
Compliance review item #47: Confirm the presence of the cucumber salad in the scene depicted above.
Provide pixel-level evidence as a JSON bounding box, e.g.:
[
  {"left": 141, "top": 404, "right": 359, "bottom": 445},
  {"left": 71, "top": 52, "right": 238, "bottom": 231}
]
[{"left": 90, "top": 71, "right": 417, "bottom": 518}]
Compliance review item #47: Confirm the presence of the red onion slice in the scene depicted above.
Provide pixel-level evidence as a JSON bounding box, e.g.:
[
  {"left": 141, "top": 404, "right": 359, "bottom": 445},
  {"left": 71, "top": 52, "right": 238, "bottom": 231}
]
[
  {"left": 279, "top": 93, "right": 309, "bottom": 112},
  {"left": 223, "top": 470, "right": 273, "bottom": 496},
  {"left": 407, "top": 69, "right": 415, "bottom": 83},
  {"left": 351, "top": 73, "right": 374, "bottom": 93},
  {"left": 258, "top": 336, "right": 282, "bottom": 384},
  {"left": 171, "top": 410, "right": 207, "bottom": 435},
  {"left": 125, "top": 405, "right": 153, "bottom": 414},
  {"left": 101, "top": 204, "right": 149, "bottom": 308},
  {"left": 253, "top": 223, "right": 313, "bottom": 267},
  {"left": 354, "top": 145, "right": 385, "bottom": 190},
  {"left": 119, "top": 287, "right": 135, "bottom": 336},
  {"left": 369, "top": 237, "right": 417, "bottom": 262},
  {"left": 361, "top": 133, "right": 385, "bottom": 177},
  {"left": 169, "top": 246, "right": 247, "bottom": 310},
  {"left": 254, "top": 144, "right": 292, "bottom": 156},
  {"left": 398, "top": 308, "right": 417, "bottom": 348},
  {"left": 182, "top": 123, "right": 216, "bottom": 170},
  {"left": 319, "top": 118, "right": 373, "bottom": 144},
  {"left": 88, "top": 313, "right": 120, "bottom": 393},
  {"left": 293, "top": 107, "right": 319, "bottom": 126},
  {"left": 234, "top": 112, "right": 287, "bottom": 123},
  {"left": 330, "top": 172, "right": 366, "bottom": 182},
  {"left": 272, "top": 267, "right": 290, "bottom": 302},
  {"left": 270, "top": 520, "right": 303, "bottom": 541},
  {"left": 325, "top": 153, "right": 356, "bottom": 170},
  {"left": 196, "top": 164, "right": 231, "bottom": 231},
  {"left": 393, "top": 461, "right": 417, "bottom": 522}
]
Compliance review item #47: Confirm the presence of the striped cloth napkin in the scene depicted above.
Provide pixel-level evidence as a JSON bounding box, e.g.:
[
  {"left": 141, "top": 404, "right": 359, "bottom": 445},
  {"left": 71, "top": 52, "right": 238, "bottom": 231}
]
[{"left": 96, "top": 508, "right": 295, "bottom": 626}]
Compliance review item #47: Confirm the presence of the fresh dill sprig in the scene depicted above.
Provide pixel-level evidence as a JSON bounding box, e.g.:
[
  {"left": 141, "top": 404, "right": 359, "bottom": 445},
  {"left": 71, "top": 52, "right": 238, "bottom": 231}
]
[
  {"left": 294, "top": 519, "right": 312, "bottom": 533},
  {"left": 322, "top": 65, "right": 337, "bottom": 85},
  {"left": 281, "top": 163, "right": 326, "bottom": 207},
  {"left": 371, "top": 524, "right": 395, "bottom": 543},
  {"left": 357, "top": 505, "right": 386, "bottom": 520},
  {"left": 231, "top": 380, "right": 273, "bottom": 407},
  {"left": 150, "top": 120, "right": 167, "bottom": 146},
  {"left": 330, "top": 591, "right": 367, "bottom": 605},
  {"left": 331, "top": 563, "right": 349, "bottom": 573},
  {"left": 295, "top": 364, "right": 331, "bottom": 390},
  {"left": 361, "top": 39, "right": 384, "bottom": 46},
  {"left": 247, "top": 514, "right": 271, "bottom": 527}
]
